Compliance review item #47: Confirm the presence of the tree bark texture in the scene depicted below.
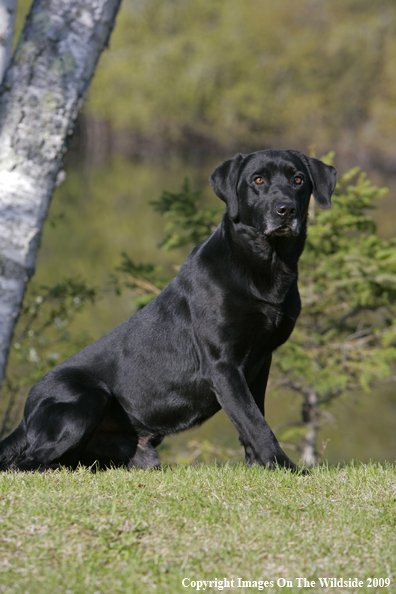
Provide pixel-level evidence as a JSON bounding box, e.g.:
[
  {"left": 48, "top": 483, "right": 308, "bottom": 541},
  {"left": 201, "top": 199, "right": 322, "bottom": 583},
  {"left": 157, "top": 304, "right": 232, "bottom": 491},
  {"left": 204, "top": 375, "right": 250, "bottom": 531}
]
[
  {"left": 301, "top": 388, "right": 319, "bottom": 466},
  {"left": 0, "top": 0, "right": 122, "bottom": 388},
  {"left": 0, "top": 0, "right": 17, "bottom": 83}
]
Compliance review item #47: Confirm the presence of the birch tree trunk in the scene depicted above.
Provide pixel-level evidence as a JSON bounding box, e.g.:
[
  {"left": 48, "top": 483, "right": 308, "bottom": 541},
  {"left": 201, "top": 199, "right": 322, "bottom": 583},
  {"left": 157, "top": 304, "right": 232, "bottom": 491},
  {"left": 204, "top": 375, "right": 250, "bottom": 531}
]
[
  {"left": 0, "top": 0, "right": 17, "bottom": 83},
  {"left": 0, "top": 0, "right": 122, "bottom": 388},
  {"left": 301, "top": 388, "right": 319, "bottom": 466}
]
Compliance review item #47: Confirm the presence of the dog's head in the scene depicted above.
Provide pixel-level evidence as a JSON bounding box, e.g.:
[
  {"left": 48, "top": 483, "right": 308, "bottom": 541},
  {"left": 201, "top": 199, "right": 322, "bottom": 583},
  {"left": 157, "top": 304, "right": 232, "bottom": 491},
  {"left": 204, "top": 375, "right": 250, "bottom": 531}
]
[{"left": 210, "top": 150, "right": 337, "bottom": 238}]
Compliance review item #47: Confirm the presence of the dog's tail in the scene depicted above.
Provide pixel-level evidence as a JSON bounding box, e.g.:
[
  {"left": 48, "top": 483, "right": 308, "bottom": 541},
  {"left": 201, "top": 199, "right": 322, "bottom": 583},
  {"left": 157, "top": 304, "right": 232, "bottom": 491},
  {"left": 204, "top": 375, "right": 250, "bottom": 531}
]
[{"left": 0, "top": 422, "right": 27, "bottom": 470}]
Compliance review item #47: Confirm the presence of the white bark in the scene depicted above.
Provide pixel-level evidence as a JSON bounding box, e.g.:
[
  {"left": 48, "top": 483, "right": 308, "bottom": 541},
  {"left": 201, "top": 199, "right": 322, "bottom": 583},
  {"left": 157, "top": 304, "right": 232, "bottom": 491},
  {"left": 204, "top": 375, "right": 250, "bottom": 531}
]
[
  {"left": 0, "top": 0, "right": 122, "bottom": 387},
  {"left": 0, "top": 0, "right": 17, "bottom": 83},
  {"left": 301, "top": 389, "right": 319, "bottom": 466}
]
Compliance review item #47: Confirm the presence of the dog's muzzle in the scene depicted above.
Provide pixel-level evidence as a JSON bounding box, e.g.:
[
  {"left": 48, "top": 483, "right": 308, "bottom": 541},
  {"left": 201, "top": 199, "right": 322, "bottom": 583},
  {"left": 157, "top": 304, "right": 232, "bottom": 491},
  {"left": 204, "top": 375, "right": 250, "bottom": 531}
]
[{"left": 272, "top": 227, "right": 297, "bottom": 237}]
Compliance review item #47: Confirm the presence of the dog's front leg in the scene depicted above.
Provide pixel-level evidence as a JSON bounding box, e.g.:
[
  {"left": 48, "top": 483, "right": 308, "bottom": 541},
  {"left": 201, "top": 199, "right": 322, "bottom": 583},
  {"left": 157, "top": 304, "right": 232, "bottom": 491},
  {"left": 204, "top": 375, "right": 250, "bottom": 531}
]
[
  {"left": 212, "top": 363, "right": 296, "bottom": 470},
  {"left": 241, "top": 355, "right": 273, "bottom": 464}
]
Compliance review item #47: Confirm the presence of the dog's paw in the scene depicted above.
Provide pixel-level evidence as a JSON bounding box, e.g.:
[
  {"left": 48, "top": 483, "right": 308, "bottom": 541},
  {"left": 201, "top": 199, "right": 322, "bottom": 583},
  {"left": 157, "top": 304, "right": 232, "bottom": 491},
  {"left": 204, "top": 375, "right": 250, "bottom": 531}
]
[{"left": 260, "top": 453, "right": 309, "bottom": 474}]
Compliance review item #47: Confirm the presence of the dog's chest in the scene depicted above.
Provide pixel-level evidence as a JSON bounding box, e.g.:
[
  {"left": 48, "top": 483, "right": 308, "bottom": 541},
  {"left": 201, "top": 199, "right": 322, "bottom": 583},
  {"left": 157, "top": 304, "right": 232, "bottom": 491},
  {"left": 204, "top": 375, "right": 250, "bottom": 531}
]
[
  {"left": 242, "top": 308, "right": 295, "bottom": 380},
  {"left": 271, "top": 311, "right": 296, "bottom": 347},
  {"left": 259, "top": 306, "right": 297, "bottom": 350}
]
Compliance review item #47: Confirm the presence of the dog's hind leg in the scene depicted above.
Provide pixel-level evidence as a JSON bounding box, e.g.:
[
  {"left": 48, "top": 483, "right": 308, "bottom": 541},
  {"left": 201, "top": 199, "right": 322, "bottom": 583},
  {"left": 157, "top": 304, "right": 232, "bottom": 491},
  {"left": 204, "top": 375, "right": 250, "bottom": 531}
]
[
  {"left": 128, "top": 435, "right": 163, "bottom": 469},
  {"left": 16, "top": 370, "right": 112, "bottom": 471},
  {"left": 0, "top": 422, "right": 27, "bottom": 470}
]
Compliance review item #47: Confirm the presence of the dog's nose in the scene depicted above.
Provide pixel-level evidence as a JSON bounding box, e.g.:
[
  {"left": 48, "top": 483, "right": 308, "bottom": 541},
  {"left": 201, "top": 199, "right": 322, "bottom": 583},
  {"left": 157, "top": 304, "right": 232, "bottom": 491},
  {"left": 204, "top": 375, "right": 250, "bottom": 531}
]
[{"left": 276, "top": 202, "right": 297, "bottom": 217}]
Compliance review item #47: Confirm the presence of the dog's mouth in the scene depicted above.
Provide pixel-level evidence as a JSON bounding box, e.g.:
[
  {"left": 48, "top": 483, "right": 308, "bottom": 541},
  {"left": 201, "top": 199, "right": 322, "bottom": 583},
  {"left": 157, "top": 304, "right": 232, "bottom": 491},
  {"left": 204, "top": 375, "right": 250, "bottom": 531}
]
[{"left": 269, "top": 225, "right": 299, "bottom": 238}]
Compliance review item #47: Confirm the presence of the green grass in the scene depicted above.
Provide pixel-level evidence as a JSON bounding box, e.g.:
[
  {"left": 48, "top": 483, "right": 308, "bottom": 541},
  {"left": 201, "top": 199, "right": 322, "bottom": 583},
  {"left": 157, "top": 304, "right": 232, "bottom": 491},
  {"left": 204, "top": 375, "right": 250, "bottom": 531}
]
[{"left": 0, "top": 463, "right": 395, "bottom": 594}]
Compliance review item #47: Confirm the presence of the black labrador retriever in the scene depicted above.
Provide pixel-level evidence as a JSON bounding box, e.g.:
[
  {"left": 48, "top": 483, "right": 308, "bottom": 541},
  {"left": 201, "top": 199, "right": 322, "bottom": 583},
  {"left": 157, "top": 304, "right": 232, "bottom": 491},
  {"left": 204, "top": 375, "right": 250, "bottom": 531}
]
[{"left": 0, "top": 149, "right": 337, "bottom": 471}]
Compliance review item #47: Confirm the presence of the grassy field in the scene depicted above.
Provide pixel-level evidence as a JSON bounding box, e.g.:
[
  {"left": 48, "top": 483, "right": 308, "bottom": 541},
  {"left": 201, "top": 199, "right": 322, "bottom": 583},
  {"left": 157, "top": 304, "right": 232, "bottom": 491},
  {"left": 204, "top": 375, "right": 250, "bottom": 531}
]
[{"left": 0, "top": 463, "right": 395, "bottom": 594}]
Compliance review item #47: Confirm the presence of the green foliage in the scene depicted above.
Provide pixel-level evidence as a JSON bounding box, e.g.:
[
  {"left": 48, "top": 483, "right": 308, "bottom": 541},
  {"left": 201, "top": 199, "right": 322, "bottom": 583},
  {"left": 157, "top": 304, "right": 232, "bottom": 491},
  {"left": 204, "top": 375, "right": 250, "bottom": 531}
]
[
  {"left": 114, "top": 179, "right": 221, "bottom": 308},
  {"left": 0, "top": 278, "right": 97, "bottom": 437},
  {"left": 13, "top": 1, "right": 396, "bottom": 162},
  {"left": 112, "top": 253, "right": 169, "bottom": 310},
  {"left": 84, "top": 0, "right": 396, "bottom": 157},
  {"left": 151, "top": 178, "right": 221, "bottom": 250},
  {"left": 11, "top": 278, "right": 97, "bottom": 379}
]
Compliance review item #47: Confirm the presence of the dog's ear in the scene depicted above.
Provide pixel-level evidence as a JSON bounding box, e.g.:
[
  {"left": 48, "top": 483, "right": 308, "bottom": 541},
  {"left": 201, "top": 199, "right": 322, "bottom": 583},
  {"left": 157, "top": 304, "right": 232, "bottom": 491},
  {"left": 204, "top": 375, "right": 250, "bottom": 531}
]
[
  {"left": 291, "top": 152, "right": 337, "bottom": 210},
  {"left": 209, "top": 153, "right": 245, "bottom": 220}
]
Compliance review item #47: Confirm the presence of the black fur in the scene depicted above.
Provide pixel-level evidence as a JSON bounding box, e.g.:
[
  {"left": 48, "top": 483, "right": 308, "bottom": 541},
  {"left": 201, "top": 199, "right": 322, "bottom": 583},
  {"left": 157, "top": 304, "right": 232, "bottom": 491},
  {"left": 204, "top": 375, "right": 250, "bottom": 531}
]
[{"left": 0, "top": 149, "right": 337, "bottom": 471}]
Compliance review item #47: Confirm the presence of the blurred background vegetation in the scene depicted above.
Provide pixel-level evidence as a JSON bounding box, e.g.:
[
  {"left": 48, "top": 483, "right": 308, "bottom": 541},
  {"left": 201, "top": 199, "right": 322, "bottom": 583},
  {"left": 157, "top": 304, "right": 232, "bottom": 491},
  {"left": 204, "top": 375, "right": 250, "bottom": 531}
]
[{"left": 2, "top": 0, "right": 396, "bottom": 465}]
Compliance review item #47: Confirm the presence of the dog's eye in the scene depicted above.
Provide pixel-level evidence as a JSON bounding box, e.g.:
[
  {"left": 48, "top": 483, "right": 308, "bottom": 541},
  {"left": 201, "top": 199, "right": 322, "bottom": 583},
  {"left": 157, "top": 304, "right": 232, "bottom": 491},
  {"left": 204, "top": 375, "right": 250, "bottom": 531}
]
[
  {"left": 254, "top": 177, "right": 264, "bottom": 185},
  {"left": 294, "top": 176, "right": 303, "bottom": 185}
]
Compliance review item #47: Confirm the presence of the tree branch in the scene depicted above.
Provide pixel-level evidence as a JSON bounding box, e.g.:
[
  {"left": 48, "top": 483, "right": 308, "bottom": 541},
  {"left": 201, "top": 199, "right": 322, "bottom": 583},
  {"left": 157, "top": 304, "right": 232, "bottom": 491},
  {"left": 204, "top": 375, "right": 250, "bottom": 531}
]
[
  {"left": 319, "top": 306, "right": 361, "bottom": 336},
  {"left": 127, "top": 275, "right": 162, "bottom": 296}
]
